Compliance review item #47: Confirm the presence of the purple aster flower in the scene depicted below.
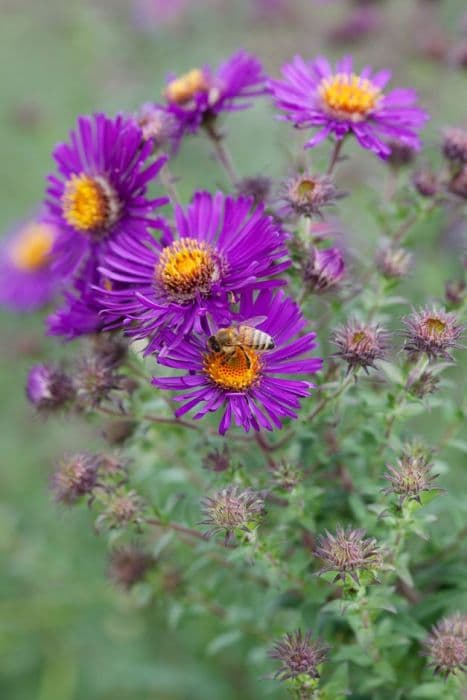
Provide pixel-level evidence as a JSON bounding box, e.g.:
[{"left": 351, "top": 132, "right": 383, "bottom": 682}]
[
  {"left": 47, "top": 258, "right": 108, "bottom": 339},
  {"left": 45, "top": 112, "right": 168, "bottom": 277},
  {"left": 26, "top": 363, "right": 75, "bottom": 412},
  {"left": 0, "top": 217, "right": 61, "bottom": 311},
  {"left": 268, "top": 55, "right": 429, "bottom": 159},
  {"left": 162, "top": 50, "right": 266, "bottom": 136},
  {"left": 97, "top": 191, "right": 290, "bottom": 354},
  {"left": 153, "top": 289, "right": 323, "bottom": 435}
]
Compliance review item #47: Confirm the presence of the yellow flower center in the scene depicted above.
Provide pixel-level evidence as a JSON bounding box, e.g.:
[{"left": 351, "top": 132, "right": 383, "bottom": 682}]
[
  {"left": 423, "top": 317, "right": 447, "bottom": 337},
  {"left": 62, "top": 174, "right": 120, "bottom": 234},
  {"left": 10, "top": 222, "right": 55, "bottom": 271},
  {"left": 155, "top": 238, "right": 221, "bottom": 303},
  {"left": 204, "top": 347, "right": 262, "bottom": 391},
  {"left": 165, "top": 69, "right": 209, "bottom": 105},
  {"left": 319, "top": 73, "right": 381, "bottom": 121}
]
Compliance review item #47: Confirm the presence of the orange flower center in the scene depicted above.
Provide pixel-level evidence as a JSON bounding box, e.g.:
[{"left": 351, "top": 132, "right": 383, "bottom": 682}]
[
  {"left": 10, "top": 222, "right": 55, "bottom": 271},
  {"left": 422, "top": 317, "right": 447, "bottom": 337},
  {"left": 204, "top": 347, "right": 262, "bottom": 391},
  {"left": 155, "top": 238, "right": 220, "bottom": 303},
  {"left": 165, "top": 69, "right": 209, "bottom": 105},
  {"left": 319, "top": 73, "right": 381, "bottom": 121},
  {"left": 62, "top": 174, "right": 120, "bottom": 234}
]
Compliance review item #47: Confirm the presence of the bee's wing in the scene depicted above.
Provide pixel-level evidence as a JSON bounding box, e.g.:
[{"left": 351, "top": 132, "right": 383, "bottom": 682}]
[{"left": 239, "top": 315, "right": 268, "bottom": 329}]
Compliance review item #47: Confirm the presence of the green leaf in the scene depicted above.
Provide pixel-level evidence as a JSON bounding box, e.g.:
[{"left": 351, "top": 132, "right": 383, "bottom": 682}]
[{"left": 206, "top": 630, "right": 242, "bottom": 656}]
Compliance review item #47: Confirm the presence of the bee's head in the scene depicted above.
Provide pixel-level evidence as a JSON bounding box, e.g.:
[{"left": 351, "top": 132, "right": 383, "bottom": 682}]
[{"left": 207, "top": 335, "right": 222, "bottom": 353}]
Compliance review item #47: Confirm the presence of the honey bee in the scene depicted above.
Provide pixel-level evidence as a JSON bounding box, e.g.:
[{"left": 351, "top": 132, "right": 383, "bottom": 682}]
[{"left": 207, "top": 317, "right": 274, "bottom": 369}]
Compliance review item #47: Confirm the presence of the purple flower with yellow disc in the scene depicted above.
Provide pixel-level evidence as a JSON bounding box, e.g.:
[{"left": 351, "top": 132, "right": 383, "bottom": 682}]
[
  {"left": 97, "top": 191, "right": 290, "bottom": 354},
  {"left": 153, "top": 289, "right": 323, "bottom": 435},
  {"left": 45, "top": 112, "right": 168, "bottom": 277},
  {"left": 268, "top": 55, "right": 429, "bottom": 159},
  {"left": 0, "top": 217, "right": 61, "bottom": 311},
  {"left": 162, "top": 50, "right": 266, "bottom": 135}
]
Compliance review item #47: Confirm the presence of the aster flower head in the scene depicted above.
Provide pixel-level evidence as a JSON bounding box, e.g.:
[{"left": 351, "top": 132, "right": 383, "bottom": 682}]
[
  {"left": 375, "top": 245, "right": 412, "bottom": 279},
  {"left": 314, "top": 525, "right": 383, "bottom": 585},
  {"left": 108, "top": 545, "right": 154, "bottom": 590},
  {"left": 268, "top": 55, "right": 429, "bottom": 159},
  {"left": 332, "top": 318, "right": 389, "bottom": 373},
  {"left": 423, "top": 613, "right": 467, "bottom": 678},
  {"left": 201, "top": 486, "right": 264, "bottom": 540},
  {"left": 269, "top": 629, "right": 328, "bottom": 682},
  {"left": 45, "top": 112, "right": 168, "bottom": 278},
  {"left": 26, "top": 363, "right": 75, "bottom": 413},
  {"left": 153, "top": 289, "right": 323, "bottom": 435},
  {"left": 409, "top": 369, "right": 440, "bottom": 399},
  {"left": 269, "top": 460, "right": 302, "bottom": 492},
  {"left": 162, "top": 50, "right": 266, "bottom": 136},
  {"left": 278, "top": 171, "right": 341, "bottom": 219},
  {"left": 98, "top": 191, "right": 290, "bottom": 355},
  {"left": 0, "top": 217, "right": 61, "bottom": 312},
  {"left": 402, "top": 306, "right": 464, "bottom": 361},
  {"left": 304, "top": 246, "right": 346, "bottom": 293},
  {"left": 382, "top": 451, "right": 440, "bottom": 506},
  {"left": 51, "top": 453, "right": 100, "bottom": 504}
]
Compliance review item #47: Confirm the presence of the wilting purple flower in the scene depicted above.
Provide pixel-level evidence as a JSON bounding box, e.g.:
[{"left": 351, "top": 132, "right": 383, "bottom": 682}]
[
  {"left": 0, "top": 217, "right": 61, "bottom": 311},
  {"left": 402, "top": 306, "right": 464, "bottom": 361},
  {"left": 73, "top": 349, "right": 125, "bottom": 409},
  {"left": 45, "top": 112, "right": 168, "bottom": 278},
  {"left": 108, "top": 545, "right": 154, "bottom": 590},
  {"left": 202, "top": 445, "right": 231, "bottom": 473},
  {"left": 332, "top": 318, "right": 389, "bottom": 372},
  {"left": 96, "top": 488, "right": 146, "bottom": 532},
  {"left": 26, "top": 363, "right": 75, "bottom": 412},
  {"left": 423, "top": 613, "right": 467, "bottom": 678},
  {"left": 304, "top": 246, "right": 345, "bottom": 292},
  {"left": 278, "top": 171, "right": 341, "bottom": 219},
  {"left": 51, "top": 453, "right": 100, "bottom": 504},
  {"left": 269, "top": 629, "right": 328, "bottom": 681},
  {"left": 162, "top": 50, "right": 266, "bottom": 136},
  {"left": 268, "top": 55, "right": 429, "bottom": 159},
  {"left": 314, "top": 524, "right": 383, "bottom": 585},
  {"left": 153, "top": 289, "right": 323, "bottom": 435},
  {"left": 413, "top": 168, "right": 439, "bottom": 198},
  {"left": 98, "top": 192, "right": 290, "bottom": 354},
  {"left": 201, "top": 486, "right": 264, "bottom": 539}
]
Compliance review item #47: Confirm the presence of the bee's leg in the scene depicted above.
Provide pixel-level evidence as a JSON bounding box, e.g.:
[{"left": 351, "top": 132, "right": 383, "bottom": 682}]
[{"left": 240, "top": 346, "right": 251, "bottom": 369}]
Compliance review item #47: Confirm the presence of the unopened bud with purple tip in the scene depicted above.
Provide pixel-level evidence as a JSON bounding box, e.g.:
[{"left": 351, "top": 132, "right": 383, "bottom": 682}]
[
  {"left": 26, "top": 363, "right": 75, "bottom": 413},
  {"left": 304, "top": 246, "right": 345, "bottom": 293}
]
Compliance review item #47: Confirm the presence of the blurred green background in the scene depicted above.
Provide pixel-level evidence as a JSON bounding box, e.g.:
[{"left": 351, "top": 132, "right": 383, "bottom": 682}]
[{"left": 1, "top": 1, "right": 466, "bottom": 698}]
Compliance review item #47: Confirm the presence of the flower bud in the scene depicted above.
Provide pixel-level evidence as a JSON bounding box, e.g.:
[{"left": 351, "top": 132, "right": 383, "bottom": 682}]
[
  {"left": 314, "top": 525, "right": 383, "bottom": 585},
  {"left": 279, "top": 171, "right": 341, "bottom": 219},
  {"left": 448, "top": 165, "right": 467, "bottom": 199},
  {"left": 382, "top": 451, "right": 440, "bottom": 506},
  {"left": 97, "top": 489, "right": 146, "bottom": 531},
  {"left": 402, "top": 306, "right": 464, "bottom": 361},
  {"left": 304, "top": 246, "right": 345, "bottom": 293},
  {"left": 269, "top": 630, "right": 328, "bottom": 682},
  {"left": 409, "top": 370, "right": 440, "bottom": 398},
  {"left": 134, "top": 103, "right": 179, "bottom": 151},
  {"left": 201, "top": 486, "right": 264, "bottom": 539},
  {"left": 26, "top": 363, "right": 75, "bottom": 412},
  {"left": 235, "top": 176, "right": 272, "bottom": 207},
  {"left": 413, "top": 169, "right": 439, "bottom": 198},
  {"left": 51, "top": 453, "right": 99, "bottom": 504},
  {"left": 269, "top": 460, "right": 302, "bottom": 492},
  {"left": 445, "top": 279, "right": 466, "bottom": 308},
  {"left": 101, "top": 420, "right": 136, "bottom": 445},
  {"left": 423, "top": 613, "right": 467, "bottom": 678},
  {"left": 442, "top": 127, "right": 467, "bottom": 165},
  {"left": 108, "top": 545, "right": 154, "bottom": 589},
  {"left": 332, "top": 319, "right": 389, "bottom": 373},
  {"left": 202, "top": 445, "right": 230, "bottom": 473},
  {"left": 73, "top": 352, "right": 124, "bottom": 408},
  {"left": 386, "top": 140, "right": 416, "bottom": 169},
  {"left": 375, "top": 245, "right": 412, "bottom": 279}
]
